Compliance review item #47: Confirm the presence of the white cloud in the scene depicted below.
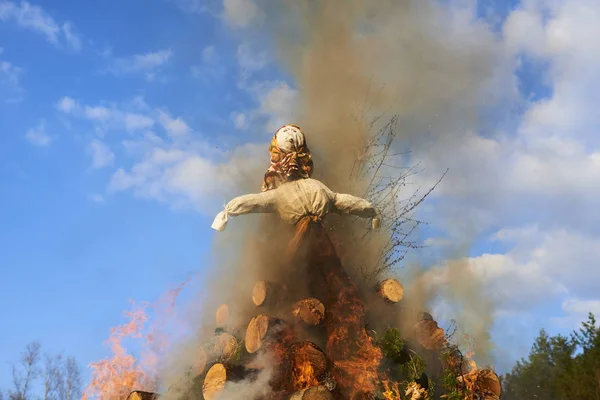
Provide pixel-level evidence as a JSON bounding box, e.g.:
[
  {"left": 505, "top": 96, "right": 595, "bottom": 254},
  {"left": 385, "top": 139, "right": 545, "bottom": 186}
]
[
  {"left": 130, "top": 96, "right": 149, "bottom": 111},
  {"left": 0, "top": 48, "right": 24, "bottom": 102},
  {"left": 56, "top": 96, "right": 77, "bottom": 112},
  {"left": 171, "top": 0, "right": 208, "bottom": 14},
  {"left": 157, "top": 110, "right": 191, "bottom": 137},
  {"left": 106, "top": 49, "right": 173, "bottom": 79},
  {"left": 0, "top": 1, "right": 83, "bottom": 50},
  {"left": 222, "top": 0, "right": 264, "bottom": 28},
  {"left": 124, "top": 113, "right": 154, "bottom": 131},
  {"left": 61, "top": 21, "right": 82, "bottom": 51},
  {"left": 202, "top": 45, "right": 217, "bottom": 64},
  {"left": 88, "top": 193, "right": 106, "bottom": 204},
  {"left": 87, "top": 139, "right": 115, "bottom": 169},
  {"left": 553, "top": 298, "right": 600, "bottom": 330},
  {"left": 231, "top": 112, "right": 247, "bottom": 130},
  {"left": 236, "top": 42, "right": 268, "bottom": 71},
  {"left": 417, "top": 251, "right": 564, "bottom": 315},
  {"left": 232, "top": 80, "right": 298, "bottom": 132},
  {"left": 563, "top": 298, "right": 600, "bottom": 319},
  {"left": 255, "top": 81, "right": 298, "bottom": 131},
  {"left": 191, "top": 45, "right": 225, "bottom": 82},
  {"left": 55, "top": 96, "right": 155, "bottom": 133},
  {"left": 84, "top": 105, "right": 111, "bottom": 121},
  {"left": 25, "top": 123, "right": 52, "bottom": 146},
  {"left": 107, "top": 134, "right": 267, "bottom": 214}
]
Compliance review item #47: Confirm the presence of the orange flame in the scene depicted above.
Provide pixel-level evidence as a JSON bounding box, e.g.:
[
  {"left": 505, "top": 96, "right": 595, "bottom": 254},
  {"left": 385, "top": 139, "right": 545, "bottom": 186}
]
[
  {"left": 82, "top": 301, "right": 156, "bottom": 400},
  {"left": 326, "top": 285, "right": 383, "bottom": 398},
  {"left": 83, "top": 280, "right": 189, "bottom": 399},
  {"left": 382, "top": 381, "right": 402, "bottom": 400},
  {"left": 293, "top": 360, "right": 319, "bottom": 390}
]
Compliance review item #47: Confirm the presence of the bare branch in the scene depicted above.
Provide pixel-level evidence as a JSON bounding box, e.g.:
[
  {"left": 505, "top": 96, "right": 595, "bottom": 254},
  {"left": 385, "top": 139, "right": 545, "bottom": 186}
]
[
  {"left": 10, "top": 341, "right": 41, "bottom": 400},
  {"left": 335, "top": 110, "right": 445, "bottom": 284},
  {"left": 43, "top": 353, "right": 64, "bottom": 400},
  {"left": 60, "top": 356, "right": 82, "bottom": 400}
]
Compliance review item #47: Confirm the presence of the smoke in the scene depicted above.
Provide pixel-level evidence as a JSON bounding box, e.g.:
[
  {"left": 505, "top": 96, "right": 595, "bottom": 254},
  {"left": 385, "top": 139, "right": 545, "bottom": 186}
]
[
  {"left": 214, "top": 353, "right": 275, "bottom": 400},
  {"left": 154, "top": 0, "right": 513, "bottom": 395},
  {"left": 254, "top": 0, "right": 508, "bottom": 362}
]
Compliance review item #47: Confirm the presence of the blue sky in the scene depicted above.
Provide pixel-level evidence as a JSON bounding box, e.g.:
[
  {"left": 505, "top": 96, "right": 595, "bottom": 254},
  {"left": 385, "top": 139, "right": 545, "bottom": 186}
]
[{"left": 2, "top": 0, "right": 600, "bottom": 394}]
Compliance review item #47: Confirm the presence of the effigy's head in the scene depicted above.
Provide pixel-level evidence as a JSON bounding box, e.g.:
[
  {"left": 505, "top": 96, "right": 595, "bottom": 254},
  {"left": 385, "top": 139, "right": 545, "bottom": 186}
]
[{"left": 262, "top": 124, "right": 314, "bottom": 191}]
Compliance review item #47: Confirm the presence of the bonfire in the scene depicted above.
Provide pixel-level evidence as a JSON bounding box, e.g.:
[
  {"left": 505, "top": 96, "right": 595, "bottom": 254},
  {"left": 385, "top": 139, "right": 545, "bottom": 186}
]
[{"left": 122, "top": 125, "right": 500, "bottom": 400}]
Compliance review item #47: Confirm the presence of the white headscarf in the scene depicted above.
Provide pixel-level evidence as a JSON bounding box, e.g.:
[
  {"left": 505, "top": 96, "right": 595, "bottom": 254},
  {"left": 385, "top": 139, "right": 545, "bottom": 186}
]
[{"left": 275, "top": 125, "right": 306, "bottom": 153}]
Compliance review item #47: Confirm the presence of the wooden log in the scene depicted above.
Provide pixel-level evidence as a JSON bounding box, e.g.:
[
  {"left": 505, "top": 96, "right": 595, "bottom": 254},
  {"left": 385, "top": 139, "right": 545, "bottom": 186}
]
[
  {"left": 292, "top": 298, "right": 325, "bottom": 325},
  {"left": 192, "top": 345, "right": 208, "bottom": 376},
  {"left": 377, "top": 278, "right": 404, "bottom": 303},
  {"left": 216, "top": 304, "right": 229, "bottom": 327},
  {"left": 289, "top": 386, "right": 334, "bottom": 400},
  {"left": 212, "top": 332, "right": 239, "bottom": 362},
  {"left": 419, "top": 312, "right": 434, "bottom": 321},
  {"left": 414, "top": 320, "right": 446, "bottom": 350},
  {"left": 475, "top": 369, "right": 502, "bottom": 399},
  {"left": 458, "top": 369, "right": 501, "bottom": 400},
  {"left": 126, "top": 391, "right": 157, "bottom": 400},
  {"left": 202, "top": 363, "right": 258, "bottom": 400},
  {"left": 287, "top": 341, "right": 327, "bottom": 391},
  {"left": 245, "top": 314, "right": 287, "bottom": 354},
  {"left": 202, "top": 363, "right": 226, "bottom": 400},
  {"left": 252, "top": 281, "right": 286, "bottom": 307}
]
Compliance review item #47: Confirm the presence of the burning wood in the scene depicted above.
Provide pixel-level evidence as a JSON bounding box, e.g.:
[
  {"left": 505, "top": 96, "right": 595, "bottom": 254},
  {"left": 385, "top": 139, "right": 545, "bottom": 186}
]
[
  {"left": 289, "top": 385, "right": 334, "bottom": 400},
  {"left": 377, "top": 278, "right": 404, "bottom": 303},
  {"left": 292, "top": 298, "right": 325, "bottom": 325},
  {"left": 126, "top": 391, "right": 157, "bottom": 400},
  {"left": 457, "top": 369, "right": 501, "bottom": 400},
  {"left": 286, "top": 341, "right": 327, "bottom": 391}
]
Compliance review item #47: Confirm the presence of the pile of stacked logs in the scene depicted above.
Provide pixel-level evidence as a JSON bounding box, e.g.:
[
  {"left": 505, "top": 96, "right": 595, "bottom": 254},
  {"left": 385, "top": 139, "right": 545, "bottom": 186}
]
[{"left": 126, "top": 277, "right": 501, "bottom": 400}]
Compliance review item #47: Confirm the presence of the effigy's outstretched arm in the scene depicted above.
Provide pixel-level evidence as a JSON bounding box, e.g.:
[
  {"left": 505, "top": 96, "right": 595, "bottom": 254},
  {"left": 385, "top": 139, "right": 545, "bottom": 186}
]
[
  {"left": 332, "top": 193, "right": 380, "bottom": 228},
  {"left": 211, "top": 191, "right": 277, "bottom": 231}
]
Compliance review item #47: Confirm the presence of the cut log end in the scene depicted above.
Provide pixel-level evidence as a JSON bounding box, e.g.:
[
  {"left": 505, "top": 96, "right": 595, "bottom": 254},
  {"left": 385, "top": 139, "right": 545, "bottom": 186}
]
[
  {"left": 192, "top": 345, "right": 208, "bottom": 376},
  {"left": 252, "top": 281, "right": 268, "bottom": 306},
  {"left": 245, "top": 314, "right": 271, "bottom": 354},
  {"left": 202, "top": 363, "right": 227, "bottom": 400},
  {"left": 126, "top": 391, "right": 157, "bottom": 400},
  {"left": 292, "top": 298, "right": 325, "bottom": 325},
  {"left": 377, "top": 278, "right": 404, "bottom": 303},
  {"left": 214, "top": 332, "right": 239, "bottom": 362},
  {"left": 216, "top": 304, "right": 229, "bottom": 327},
  {"left": 202, "top": 363, "right": 260, "bottom": 400},
  {"left": 289, "top": 386, "right": 334, "bottom": 400},
  {"left": 414, "top": 320, "right": 446, "bottom": 350}
]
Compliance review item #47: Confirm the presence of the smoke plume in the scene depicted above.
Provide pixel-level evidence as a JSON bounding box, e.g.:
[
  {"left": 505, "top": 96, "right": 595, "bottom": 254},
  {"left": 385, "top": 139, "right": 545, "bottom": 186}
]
[{"left": 158, "top": 0, "right": 513, "bottom": 395}]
